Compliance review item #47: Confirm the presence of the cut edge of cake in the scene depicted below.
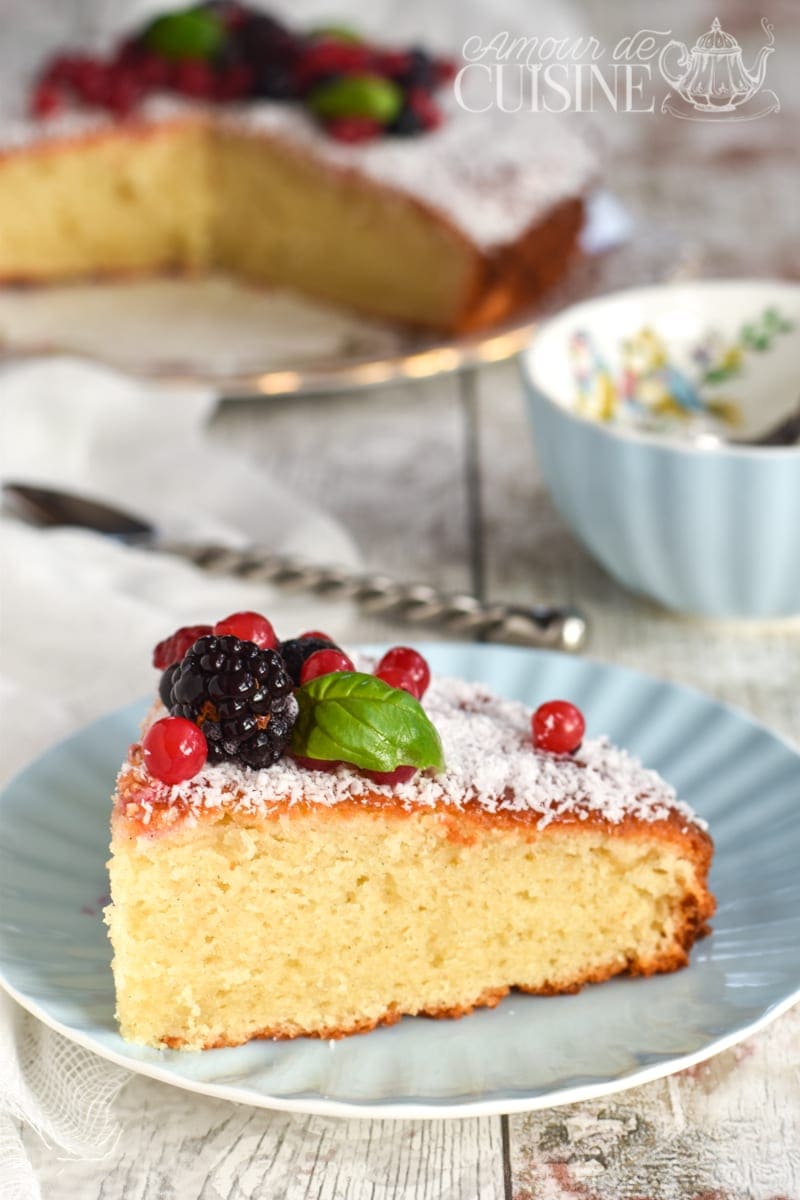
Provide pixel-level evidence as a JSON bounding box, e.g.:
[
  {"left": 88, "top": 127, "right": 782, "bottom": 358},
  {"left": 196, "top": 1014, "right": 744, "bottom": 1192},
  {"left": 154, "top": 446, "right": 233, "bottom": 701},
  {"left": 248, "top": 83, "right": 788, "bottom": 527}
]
[{"left": 105, "top": 674, "right": 714, "bottom": 1051}]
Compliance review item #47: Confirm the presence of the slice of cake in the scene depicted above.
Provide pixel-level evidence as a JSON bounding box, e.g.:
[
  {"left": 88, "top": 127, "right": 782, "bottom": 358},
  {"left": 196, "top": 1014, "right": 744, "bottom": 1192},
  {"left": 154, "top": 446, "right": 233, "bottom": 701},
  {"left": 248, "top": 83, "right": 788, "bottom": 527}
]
[
  {"left": 105, "top": 615, "right": 714, "bottom": 1050},
  {"left": 0, "top": 7, "right": 594, "bottom": 331}
]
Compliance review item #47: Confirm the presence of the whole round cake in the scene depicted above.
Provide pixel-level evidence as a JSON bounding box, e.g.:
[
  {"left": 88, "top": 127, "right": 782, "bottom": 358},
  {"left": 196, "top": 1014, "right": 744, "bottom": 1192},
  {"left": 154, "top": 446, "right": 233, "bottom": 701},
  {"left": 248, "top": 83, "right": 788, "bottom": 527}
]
[{"left": 0, "top": 4, "right": 595, "bottom": 330}]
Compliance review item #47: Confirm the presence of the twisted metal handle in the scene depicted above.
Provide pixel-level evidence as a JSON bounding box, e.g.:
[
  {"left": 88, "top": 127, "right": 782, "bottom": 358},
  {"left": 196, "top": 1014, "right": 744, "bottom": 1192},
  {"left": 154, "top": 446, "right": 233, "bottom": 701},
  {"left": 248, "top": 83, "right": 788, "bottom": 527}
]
[{"left": 159, "top": 541, "right": 588, "bottom": 651}]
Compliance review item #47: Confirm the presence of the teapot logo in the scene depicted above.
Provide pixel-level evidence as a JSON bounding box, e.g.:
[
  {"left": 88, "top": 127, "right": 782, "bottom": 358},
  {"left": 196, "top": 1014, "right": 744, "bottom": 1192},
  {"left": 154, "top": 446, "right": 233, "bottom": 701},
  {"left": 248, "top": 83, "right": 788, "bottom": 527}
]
[{"left": 659, "top": 17, "right": 780, "bottom": 120}]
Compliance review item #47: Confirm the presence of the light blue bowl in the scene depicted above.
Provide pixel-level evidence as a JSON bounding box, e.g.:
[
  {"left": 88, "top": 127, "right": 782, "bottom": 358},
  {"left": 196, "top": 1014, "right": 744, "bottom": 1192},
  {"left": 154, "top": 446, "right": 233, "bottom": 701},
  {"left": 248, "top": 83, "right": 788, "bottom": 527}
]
[{"left": 520, "top": 280, "right": 800, "bottom": 618}]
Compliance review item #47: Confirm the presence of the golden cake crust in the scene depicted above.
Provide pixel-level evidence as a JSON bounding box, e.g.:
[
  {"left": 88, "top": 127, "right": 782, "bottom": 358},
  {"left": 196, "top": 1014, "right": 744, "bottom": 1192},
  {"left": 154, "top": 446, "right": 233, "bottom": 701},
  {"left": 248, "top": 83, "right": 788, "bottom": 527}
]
[
  {"left": 0, "top": 105, "right": 588, "bottom": 330},
  {"left": 106, "top": 673, "right": 714, "bottom": 1049}
]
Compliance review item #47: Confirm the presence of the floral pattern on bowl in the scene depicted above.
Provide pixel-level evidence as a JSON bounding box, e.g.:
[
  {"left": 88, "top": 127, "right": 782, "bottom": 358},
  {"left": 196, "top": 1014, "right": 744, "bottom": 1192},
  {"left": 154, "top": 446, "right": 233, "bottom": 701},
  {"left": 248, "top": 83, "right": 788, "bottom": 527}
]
[{"left": 570, "top": 307, "right": 794, "bottom": 436}]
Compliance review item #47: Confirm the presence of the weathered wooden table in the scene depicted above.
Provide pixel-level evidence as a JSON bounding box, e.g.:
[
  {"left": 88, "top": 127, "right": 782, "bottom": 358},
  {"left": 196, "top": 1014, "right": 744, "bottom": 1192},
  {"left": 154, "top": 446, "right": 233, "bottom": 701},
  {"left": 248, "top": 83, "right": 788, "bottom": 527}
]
[{"left": 21, "top": 2, "right": 800, "bottom": 1193}]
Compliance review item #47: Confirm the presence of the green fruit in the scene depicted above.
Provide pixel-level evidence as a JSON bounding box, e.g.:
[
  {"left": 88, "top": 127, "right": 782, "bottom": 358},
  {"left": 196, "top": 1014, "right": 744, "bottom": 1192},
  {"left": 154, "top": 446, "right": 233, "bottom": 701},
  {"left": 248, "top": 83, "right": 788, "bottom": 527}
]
[
  {"left": 308, "top": 75, "right": 403, "bottom": 125},
  {"left": 143, "top": 8, "right": 224, "bottom": 61}
]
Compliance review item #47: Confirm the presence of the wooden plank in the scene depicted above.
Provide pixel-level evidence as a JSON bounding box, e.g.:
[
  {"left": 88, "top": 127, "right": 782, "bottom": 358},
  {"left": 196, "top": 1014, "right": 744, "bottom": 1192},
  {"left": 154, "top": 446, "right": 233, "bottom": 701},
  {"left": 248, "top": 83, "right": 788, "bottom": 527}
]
[
  {"left": 507, "top": 1006, "right": 800, "bottom": 1199},
  {"left": 23, "top": 1084, "right": 507, "bottom": 1200}
]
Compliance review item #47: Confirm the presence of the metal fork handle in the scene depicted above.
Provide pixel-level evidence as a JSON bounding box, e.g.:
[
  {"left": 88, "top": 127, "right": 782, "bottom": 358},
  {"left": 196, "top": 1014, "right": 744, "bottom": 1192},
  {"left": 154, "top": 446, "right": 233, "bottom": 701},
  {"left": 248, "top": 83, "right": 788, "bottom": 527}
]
[{"left": 159, "top": 541, "right": 588, "bottom": 651}]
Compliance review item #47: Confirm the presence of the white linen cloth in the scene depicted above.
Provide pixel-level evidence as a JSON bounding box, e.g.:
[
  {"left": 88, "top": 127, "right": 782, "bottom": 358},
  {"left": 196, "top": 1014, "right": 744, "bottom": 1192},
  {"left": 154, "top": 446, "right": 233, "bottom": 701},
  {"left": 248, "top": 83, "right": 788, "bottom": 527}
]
[{"left": 0, "top": 360, "right": 361, "bottom": 1200}]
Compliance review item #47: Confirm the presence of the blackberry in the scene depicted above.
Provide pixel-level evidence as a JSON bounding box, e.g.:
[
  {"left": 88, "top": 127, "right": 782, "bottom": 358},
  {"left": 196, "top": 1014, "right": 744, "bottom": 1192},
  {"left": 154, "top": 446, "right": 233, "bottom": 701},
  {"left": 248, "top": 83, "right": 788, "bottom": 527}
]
[
  {"left": 167, "top": 634, "right": 295, "bottom": 769},
  {"left": 158, "top": 662, "right": 179, "bottom": 709},
  {"left": 398, "top": 47, "right": 436, "bottom": 90},
  {"left": 387, "top": 105, "right": 423, "bottom": 136},
  {"left": 279, "top": 636, "right": 337, "bottom": 686}
]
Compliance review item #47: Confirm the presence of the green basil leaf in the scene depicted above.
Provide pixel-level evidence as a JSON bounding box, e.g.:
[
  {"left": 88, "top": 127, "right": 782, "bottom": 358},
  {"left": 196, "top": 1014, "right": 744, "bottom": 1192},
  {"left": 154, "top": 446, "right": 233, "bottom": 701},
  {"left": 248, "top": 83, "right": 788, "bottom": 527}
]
[{"left": 290, "top": 672, "right": 445, "bottom": 773}]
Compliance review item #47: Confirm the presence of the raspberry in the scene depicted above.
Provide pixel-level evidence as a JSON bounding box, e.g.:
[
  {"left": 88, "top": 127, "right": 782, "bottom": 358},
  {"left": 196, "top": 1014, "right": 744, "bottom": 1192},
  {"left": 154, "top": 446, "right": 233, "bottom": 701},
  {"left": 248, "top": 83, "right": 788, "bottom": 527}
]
[
  {"left": 434, "top": 56, "right": 458, "bottom": 83},
  {"left": 172, "top": 59, "right": 216, "bottom": 97},
  {"left": 294, "top": 38, "right": 374, "bottom": 92},
  {"left": 376, "top": 647, "right": 430, "bottom": 698},
  {"left": 71, "top": 60, "right": 112, "bottom": 105},
  {"left": 375, "top": 665, "right": 423, "bottom": 699},
  {"left": 168, "top": 634, "right": 295, "bottom": 769},
  {"left": 213, "top": 611, "right": 277, "bottom": 649},
  {"left": 131, "top": 51, "right": 172, "bottom": 89},
  {"left": 279, "top": 636, "right": 337, "bottom": 686},
  {"left": 152, "top": 624, "right": 213, "bottom": 669},
  {"left": 406, "top": 88, "right": 442, "bottom": 131},
  {"left": 532, "top": 701, "right": 585, "bottom": 755},
  {"left": 40, "top": 54, "right": 82, "bottom": 86},
  {"left": 104, "top": 70, "right": 142, "bottom": 116},
  {"left": 215, "top": 62, "right": 255, "bottom": 100},
  {"left": 142, "top": 716, "right": 207, "bottom": 784},
  {"left": 374, "top": 50, "right": 413, "bottom": 79},
  {"left": 299, "top": 648, "right": 355, "bottom": 684},
  {"left": 325, "top": 116, "right": 383, "bottom": 143}
]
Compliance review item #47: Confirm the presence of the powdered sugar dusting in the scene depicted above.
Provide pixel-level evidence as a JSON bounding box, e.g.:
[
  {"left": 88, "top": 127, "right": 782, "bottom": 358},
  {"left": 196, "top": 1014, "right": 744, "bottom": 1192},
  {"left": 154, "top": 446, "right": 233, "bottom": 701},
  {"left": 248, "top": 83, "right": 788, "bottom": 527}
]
[
  {"left": 118, "top": 673, "right": 704, "bottom": 834},
  {"left": 1, "top": 90, "right": 595, "bottom": 249},
  {"left": 222, "top": 96, "right": 595, "bottom": 248}
]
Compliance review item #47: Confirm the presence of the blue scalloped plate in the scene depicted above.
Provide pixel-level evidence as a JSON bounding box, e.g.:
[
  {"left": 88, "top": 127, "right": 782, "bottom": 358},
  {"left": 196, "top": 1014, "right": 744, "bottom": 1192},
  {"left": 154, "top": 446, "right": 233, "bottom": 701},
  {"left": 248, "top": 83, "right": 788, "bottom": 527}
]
[{"left": 1, "top": 644, "right": 798, "bottom": 1118}]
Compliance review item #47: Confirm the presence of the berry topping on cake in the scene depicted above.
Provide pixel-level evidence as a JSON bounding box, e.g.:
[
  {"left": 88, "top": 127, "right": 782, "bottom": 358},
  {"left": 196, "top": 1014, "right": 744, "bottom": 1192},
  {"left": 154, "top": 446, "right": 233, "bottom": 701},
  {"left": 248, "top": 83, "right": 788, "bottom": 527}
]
[
  {"left": 167, "top": 634, "right": 295, "bottom": 769},
  {"left": 213, "top": 610, "right": 278, "bottom": 649},
  {"left": 299, "top": 648, "right": 355, "bottom": 685},
  {"left": 30, "top": 5, "right": 457, "bottom": 141},
  {"left": 363, "top": 765, "right": 418, "bottom": 786},
  {"left": 278, "top": 636, "right": 338, "bottom": 686},
  {"left": 376, "top": 646, "right": 430, "bottom": 699},
  {"left": 152, "top": 623, "right": 213, "bottom": 669},
  {"left": 532, "top": 700, "right": 585, "bottom": 756},
  {"left": 158, "top": 662, "right": 180, "bottom": 708},
  {"left": 374, "top": 665, "right": 423, "bottom": 698},
  {"left": 142, "top": 716, "right": 208, "bottom": 784}
]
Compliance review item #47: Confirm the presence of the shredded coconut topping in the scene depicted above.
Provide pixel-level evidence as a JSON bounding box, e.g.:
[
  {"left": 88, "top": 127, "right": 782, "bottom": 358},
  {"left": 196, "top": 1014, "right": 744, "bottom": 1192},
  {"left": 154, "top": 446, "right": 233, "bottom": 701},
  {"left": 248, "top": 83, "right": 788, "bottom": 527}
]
[{"left": 118, "top": 673, "right": 704, "bottom": 834}]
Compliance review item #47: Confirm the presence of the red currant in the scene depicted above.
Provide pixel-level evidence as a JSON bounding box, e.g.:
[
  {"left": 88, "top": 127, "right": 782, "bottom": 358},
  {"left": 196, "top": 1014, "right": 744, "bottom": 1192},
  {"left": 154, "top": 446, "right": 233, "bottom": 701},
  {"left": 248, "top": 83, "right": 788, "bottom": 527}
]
[
  {"left": 376, "top": 646, "right": 430, "bottom": 698},
  {"left": 532, "top": 701, "right": 585, "bottom": 755},
  {"left": 300, "top": 648, "right": 355, "bottom": 684},
  {"left": 291, "top": 754, "right": 341, "bottom": 773},
  {"left": 142, "top": 717, "right": 207, "bottom": 784},
  {"left": 152, "top": 624, "right": 213, "bottom": 669},
  {"left": 324, "top": 116, "right": 383, "bottom": 143},
  {"left": 375, "top": 665, "right": 422, "bottom": 699},
  {"left": 364, "top": 765, "right": 417, "bottom": 786},
  {"left": 299, "top": 630, "right": 334, "bottom": 642},
  {"left": 213, "top": 611, "right": 277, "bottom": 649}
]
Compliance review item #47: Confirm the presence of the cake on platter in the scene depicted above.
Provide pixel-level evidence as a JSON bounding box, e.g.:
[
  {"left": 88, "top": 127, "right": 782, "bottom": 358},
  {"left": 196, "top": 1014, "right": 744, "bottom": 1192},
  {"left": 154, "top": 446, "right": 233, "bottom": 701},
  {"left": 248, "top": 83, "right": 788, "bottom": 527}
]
[
  {"left": 105, "top": 612, "right": 715, "bottom": 1051},
  {"left": 0, "top": 4, "right": 594, "bottom": 331}
]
